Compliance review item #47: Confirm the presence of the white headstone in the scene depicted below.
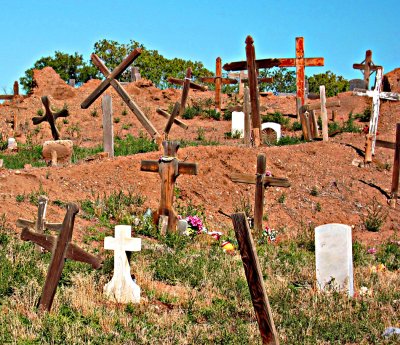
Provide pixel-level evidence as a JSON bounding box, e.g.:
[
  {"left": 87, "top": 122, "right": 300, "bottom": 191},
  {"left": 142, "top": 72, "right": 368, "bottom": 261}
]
[
  {"left": 231, "top": 111, "right": 245, "bottom": 138},
  {"left": 177, "top": 219, "right": 188, "bottom": 235},
  {"left": 7, "top": 138, "right": 17, "bottom": 150},
  {"left": 315, "top": 223, "right": 354, "bottom": 296},
  {"left": 261, "top": 122, "right": 282, "bottom": 141},
  {"left": 104, "top": 225, "right": 141, "bottom": 304}
]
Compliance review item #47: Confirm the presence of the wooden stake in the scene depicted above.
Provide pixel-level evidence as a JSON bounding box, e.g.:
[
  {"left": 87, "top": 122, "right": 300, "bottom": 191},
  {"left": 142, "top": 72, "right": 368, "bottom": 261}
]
[
  {"left": 102, "top": 94, "right": 114, "bottom": 158},
  {"left": 365, "top": 134, "right": 373, "bottom": 163},
  {"left": 244, "top": 86, "right": 251, "bottom": 146},
  {"left": 254, "top": 154, "right": 266, "bottom": 235},
  {"left": 320, "top": 86, "right": 328, "bottom": 141},
  {"left": 390, "top": 123, "right": 400, "bottom": 206},
  {"left": 231, "top": 213, "right": 279, "bottom": 345}
]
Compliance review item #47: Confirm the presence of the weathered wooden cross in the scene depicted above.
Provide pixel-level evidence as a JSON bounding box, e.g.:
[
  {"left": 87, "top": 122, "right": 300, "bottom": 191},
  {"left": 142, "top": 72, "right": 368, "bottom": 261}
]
[
  {"left": 20, "top": 203, "right": 102, "bottom": 311},
  {"left": 231, "top": 212, "right": 279, "bottom": 345},
  {"left": 32, "top": 96, "right": 69, "bottom": 140},
  {"left": 200, "top": 57, "right": 238, "bottom": 112},
  {"left": 81, "top": 48, "right": 161, "bottom": 144},
  {"left": 0, "top": 81, "right": 20, "bottom": 101},
  {"left": 231, "top": 154, "right": 290, "bottom": 235},
  {"left": 375, "top": 123, "right": 400, "bottom": 208},
  {"left": 353, "top": 50, "right": 382, "bottom": 90},
  {"left": 140, "top": 141, "right": 198, "bottom": 233}
]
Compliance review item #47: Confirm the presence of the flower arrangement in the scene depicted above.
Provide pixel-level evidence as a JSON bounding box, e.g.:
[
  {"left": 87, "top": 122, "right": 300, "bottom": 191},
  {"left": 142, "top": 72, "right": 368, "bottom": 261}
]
[{"left": 262, "top": 226, "right": 278, "bottom": 243}]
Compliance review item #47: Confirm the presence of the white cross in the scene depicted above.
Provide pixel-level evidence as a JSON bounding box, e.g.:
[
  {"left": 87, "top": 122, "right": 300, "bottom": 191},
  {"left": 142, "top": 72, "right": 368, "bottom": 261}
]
[{"left": 103, "top": 225, "right": 141, "bottom": 304}]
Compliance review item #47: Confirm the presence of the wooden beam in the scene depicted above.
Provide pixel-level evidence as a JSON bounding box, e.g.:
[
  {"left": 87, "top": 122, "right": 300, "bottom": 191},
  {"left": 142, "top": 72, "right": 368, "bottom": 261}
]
[
  {"left": 244, "top": 86, "right": 251, "bottom": 146},
  {"left": 391, "top": 123, "right": 400, "bottom": 204},
  {"left": 167, "top": 77, "right": 207, "bottom": 91},
  {"left": 141, "top": 159, "right": 197, "bottom": 175},
  {"left": 300, "top": 100, "right": 340, "bottom": 112},
  {"left": 231, "top": 212, "right": 279, "bottom": 345},
  {"left": 254, "top": 154, "right": 266, "bottom": 234},
  {"left": 376, "top": 139, "right": 396, "bottom": 150},
  {"left": 320, "top": 86, "right": 329, "bottom": 141},
  {"left": 156, "top": 108, "right": 188, "bottom": 130},
  {"left": 231, "top": 173, "right": 290, "bottom": 188}
]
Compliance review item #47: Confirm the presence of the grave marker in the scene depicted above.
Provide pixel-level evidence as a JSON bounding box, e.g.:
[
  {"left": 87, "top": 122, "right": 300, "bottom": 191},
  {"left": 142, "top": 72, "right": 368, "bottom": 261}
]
[
  {"left": 200, "top": 57, "right": 238, "bottom": 112},
  {"left": 353, "top": 50, "right": 382, "bottom": 90},
  {"left": 231, "top": 154, "right": 290, "bottom": 235},
  {"left": 231, "top": 212, "right": 279, "bottom": 345},
  {"left": 81, "top": 49, "right": 161, "bottom": 143},
  {"left": 315, "top": 223, "right": 354, "bottom": 297},
  {"left": 104, "top": 225, "right": 141, "bottom": 304},
  {"left": 140, "top": 141, "right": 198, "bottom": 233},
  {"left": 243, "top": 86, "right": 251, "bottom": 146},
  {"left": 102, "top": 94, "right": 114, "bottom": 157},
  {"left": 231, "top": 111, "right": 245, "bottom": 138},
  {"left": 20, "top": 203, "right": 102, "bottom": 311}
]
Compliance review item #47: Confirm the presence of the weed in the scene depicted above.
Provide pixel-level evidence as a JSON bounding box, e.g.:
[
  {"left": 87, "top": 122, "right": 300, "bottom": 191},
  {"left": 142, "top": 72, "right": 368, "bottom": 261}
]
[
  {"left": 122, "top": 123, "right": 133, "bottom": 130},
  {"left": 0, "top": 143, "right": 46, "bottom": 169},
  {"left": 361, "top": 197, "right": 388, "bottom": 232},
  {"left": 354, "top": 107, "right": 371, "bottom": 122},
  {"left": 182, "top": 106, "right": 199, "bottom": 120},
  {"left": 342, "top": 112, "right": 361, "bottom": 133},
  {"left": 114, "top": 117, "right": 121, "bottom": 124},
  {"left": 276, "top": 136, "right": 304, "bottom": 146},
  {"left": 121, "top": 108, "right": 128, "bottom": 116},
  {"left": 310, "top": 186, "right": 319, "bottom": 196},
  {"left": 376, "top": 240, "right": 400, "bottom": 270},
  {"left": 196, "top": 127, "right": 205, "bottom": 141},
  {"left": 204, "top": 109, "right": 220, "bottom": 121},
  {"left": 224, "top": 130, "right": 242, "bottom": 139},
  {"left": 62, "top": 118, "right": 69, "bottom": 124},
  {"left": 15, "top": 194, "right": 25, "bottom": 203},
  {"left": 114, "top": 134, "right": 158, "bottom": 156},
  {"left": 91, "top": 108, "right": 98, "bottom": 117},
  {"left": 36, "top": 109, "right": 44, "bottom": 116},
  {"left": 292, "top": 121, "right": 302, "bottom": 131},
  {"left": 262, "top": 112, "right": 290, "bottom": 128},
  {"left": 277, "top": 193, "right": 286, "bottom": 204},
  {"left": 223, "top": 109, "right": 232, "bottom": 121},
  {"left": 27, "top": 184, "right": 47, "bottom": 206},
  {"left": 315, "top": 202, "right": 322, "bottom": 212}
]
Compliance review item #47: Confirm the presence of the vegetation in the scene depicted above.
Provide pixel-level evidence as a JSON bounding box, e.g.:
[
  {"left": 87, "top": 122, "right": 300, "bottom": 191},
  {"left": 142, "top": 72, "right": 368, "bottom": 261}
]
[
  {"left": 261, "top": 111, "right": 290, "bottom": 128},
  {"left": 362, "top": 197, "right": 388, "bottom": 232},
  {"left": 260, "top": 67, "right": 296, "bottom": 93},
  {"left": 307, "top": 71, "right": 349, "bottom": 96},
  {"left": 355, "top": 107, "right": 372, "bottom": 122}
]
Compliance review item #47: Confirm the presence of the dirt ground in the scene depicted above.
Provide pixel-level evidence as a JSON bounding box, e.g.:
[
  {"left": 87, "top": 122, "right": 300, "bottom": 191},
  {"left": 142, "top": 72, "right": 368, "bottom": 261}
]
[{"left": 1, "top": 67, "right": 400, "bottom": 246}]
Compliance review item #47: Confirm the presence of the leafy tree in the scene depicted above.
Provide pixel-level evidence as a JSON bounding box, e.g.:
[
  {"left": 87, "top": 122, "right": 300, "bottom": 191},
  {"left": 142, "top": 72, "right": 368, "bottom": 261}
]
[
  {"left": 307, "top": 71, "right": 349, "bottom": 97},
  {"left": 259, "top": 67, "right": 296, "bottom": 93}
]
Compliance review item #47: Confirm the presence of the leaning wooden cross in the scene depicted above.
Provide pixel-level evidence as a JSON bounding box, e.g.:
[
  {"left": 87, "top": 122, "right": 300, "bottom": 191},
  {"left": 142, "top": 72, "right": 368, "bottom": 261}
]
[
  {"left": 375, "top": 123, "right": 400, "bottom": 208},
  {"left": 140, "top": 141, "right": 198, "bottom": 233},
  {"left": 200, "top": 57, "right": 238, "bottom": 112},
  {"left": 353, "top": 50, "right": 382, "bottom": 90},
  {"left": 81, "top": 48, "right": 162, "bottom": 144},
  {"left": 20, "top": 203, "right": 102, "bottom": 311},
  {"left": 32, "top": 96, "right": 69, "bottom": 141},
  {"left": 231, "top": 212, "right": 279, "bottom": 345},
  {"left": 231, "top": 154, "right": 290, "bottom": 235}
]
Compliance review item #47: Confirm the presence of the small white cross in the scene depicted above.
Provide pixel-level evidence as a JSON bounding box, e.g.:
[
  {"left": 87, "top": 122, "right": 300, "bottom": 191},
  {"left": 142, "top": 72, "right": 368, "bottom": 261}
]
[{"left": 103, "top": 225, "right": 141, "bottom": 304}]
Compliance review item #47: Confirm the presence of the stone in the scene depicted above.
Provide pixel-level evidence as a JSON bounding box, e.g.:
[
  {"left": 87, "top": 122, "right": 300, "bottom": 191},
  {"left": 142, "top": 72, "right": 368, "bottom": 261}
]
[
  {"left": 231, "top": 111, "right": 245, "bottom": 138},
  {"left": 7, "top": 138, "right": 17, "bottom": 150},
  {"left": 177, "top": 219, "right": 188, "bottom": 235},
  {"left": 315, "top": 223, "right": 354, "bottom": 296},
  {"left": 261, "top": 122, "right": 282, "bottom": 142},
  {"left": 42, "top": 140, "right": 73, "bottom": 166},
  {"left": 0, "top": 159, "right": 3, "bottom": 168},
  {"left": 104, "top": 225, "right": 141, "bottom": 304},
  {"left": 349, "top": 79, "right": 367, "bottom": 91}
]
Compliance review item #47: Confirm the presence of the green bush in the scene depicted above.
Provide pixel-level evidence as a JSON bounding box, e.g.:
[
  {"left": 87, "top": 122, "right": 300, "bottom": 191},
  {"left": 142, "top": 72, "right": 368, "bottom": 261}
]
[
  {"left": 182, "top": 106, "right": 199, "bottom": 120},
  {"left": 292, "top": 121, "right": 302, "bottom": 131},
  {"left": 223, "top": 110, "right": 232, "bottom": 121},
  {"left": 0, "top": 144, "right": 46, "bottom": 169},
  {"left": 262, "top": 112, "right": 290, "bottom": 128},
  {"left": 354, "top": 107, "right": 371, "bottom": 122},
  {"left": 276, "top": 136, "right": 304, "bottom": 146}
]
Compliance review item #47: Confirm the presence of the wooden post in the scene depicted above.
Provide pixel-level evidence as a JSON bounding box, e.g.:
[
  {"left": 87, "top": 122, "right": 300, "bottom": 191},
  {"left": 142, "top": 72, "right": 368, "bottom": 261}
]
[
  {"left": 365, "top": 134, "right": 373, "bottom": 163},
  {"left": 332, "top": 109, "right": 337, "bottom": 122},
  {"left": 254, "top": 154, "right": 266, "bottom": 235},
  {"left": 320, "top": 86, "right": 328, "bottom": 141},
  {"left": 310, "top": 110, "right": 319, "bottom": 138},
  {"left": 102, "top": 94, "right": 114, "bottom": 158},
  {"left": 244, "top": 86, "right": 251, "bottom": 146},
  {"left": 215, "top": 57, "right": 222, "bottom": 112},
  {"left": 246, "top": 36, "right": 261, "bottom": 147},
  {"left": 295, "top": 37, "right": 305, "bottom": 108},
  {"left": 390, "top": 123, "right": 400, "bottom": 206},
  {"left": 231, "top": 213, "right": 279, "bottom": 345},
  {"left": 13, "top": 81, "right": 19, "bottom": 96},
  {"left": 298, "top": 97, "right": 310, "bottom": 141}
]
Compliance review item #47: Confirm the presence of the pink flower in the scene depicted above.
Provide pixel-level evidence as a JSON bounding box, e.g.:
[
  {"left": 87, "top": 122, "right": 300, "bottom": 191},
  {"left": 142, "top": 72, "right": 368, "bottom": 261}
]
[
  {"left": 266, "top": 171, "right": 272, "bottom": 177},
  {"left": 367, "top": 247, "right": 377, "bottom": 254},
  {"left": 186, "top": 215, "right": 203, "bottom": 231}
]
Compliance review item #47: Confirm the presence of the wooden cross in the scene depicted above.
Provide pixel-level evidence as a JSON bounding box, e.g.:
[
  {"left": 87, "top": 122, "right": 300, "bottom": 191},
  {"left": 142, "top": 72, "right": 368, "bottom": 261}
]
[
  {"left": 375, "top": 123, "right": 400, "bottom": 208},
  {"left": 224, "top": 36, "right": 324, "bottom": 119},
  {"left": 353, "top": 50, "right": 382, "bottom": 90},
  {"left": 20, "top": 203, "right": 102, "bottom": 311},
  {"left": 228, "top": 71, "right": 247, "bottom": 96},
  {"left": 81, "top": 48, "right": 161, "bottom": 143},
  {"left": 230, "top": 154, "right": 290, "bottom": 235},
  {"left": 200, "top": 57, "right": 238, "bottom": 112},
  {"left": 231, "top": 212, "right": 279, "bottom": 345},
  {"left": 0, "top": 81, "right": 21, "bottom": 101},
  {"left": 140, "top": 141, "right": 198, "bottom": 233},
  {"left": 32, "top": 96, "right": 69, "bottom": 140}
]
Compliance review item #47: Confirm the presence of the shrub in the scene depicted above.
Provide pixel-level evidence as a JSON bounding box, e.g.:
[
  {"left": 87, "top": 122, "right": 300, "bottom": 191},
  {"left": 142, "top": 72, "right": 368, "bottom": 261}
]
[
  {"left": 223, "top": 110, "right": 232, "bottom": 121},
  {"left": 342, "top": 112, "right": 361, "bottom": 133},
  {"left": 362, "top": 197, "right": 388, "bottom": 232},
  {"left": 182, "top": 106, "right": 199, "bottom": 120},
  {"left": 262, "top": 111, "right": 290, "bottom": 128},
  {"left": 292, "top": 121, "right": 302, "bottom": 131},
  {"left": 276, "top": 135, "right": 304, "bottom": 146},
  {"left": 354, "top": 107, "right": 371, "bottom": 122}
]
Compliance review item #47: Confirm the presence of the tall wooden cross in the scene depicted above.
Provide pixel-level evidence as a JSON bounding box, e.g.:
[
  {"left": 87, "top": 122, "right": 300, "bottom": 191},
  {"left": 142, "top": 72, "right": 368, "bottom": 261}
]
[
  {"left": 200, "top": 57, "right": 238, "bottom": 112},
  {"left": 353, "top": 50, "right": 382, "bottom": 90},
  {"left": 224, "top": 36, "right": 324, "bottom": 122},
  {"left": 375, "top": 123, "right": 400, "bottom": 208},
  {"left": 81, "top": 48, "right": 161, "bottom": 144},
  {"left": 230, "top": 154, "right": 290, "bottom": 235},
  {"left": 20, "top": 203, "right": 102, "bottom": 311},
  {"left": 32, "top": 96, "right": 69, "bottom": 140},
  {"left": 140, "top": 141, "right": 198, "bottom": 233},
  {"left": 0, "top": 81, "right": 23, "bottom": 101}
]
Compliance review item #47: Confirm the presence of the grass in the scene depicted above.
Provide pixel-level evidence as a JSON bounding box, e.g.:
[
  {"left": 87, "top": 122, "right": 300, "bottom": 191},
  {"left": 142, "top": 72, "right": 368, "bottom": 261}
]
[{"left": 0, "top": 143, "right": 46, "bottom": 169}]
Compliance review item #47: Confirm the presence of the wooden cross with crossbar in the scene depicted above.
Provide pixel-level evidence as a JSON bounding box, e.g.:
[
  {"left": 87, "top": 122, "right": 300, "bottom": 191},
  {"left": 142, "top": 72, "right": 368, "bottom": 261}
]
[
  {"left": 200, "top": 57, "right": 238, "bottom": 112},
  {"left": 353, "top": 50, "right": 382, "bottom": 90},
  {"left": 140, "top": 141, "right": 198, "bottom": 233},
  {"left": 0, "top": 81, "right": 21, "bottom": 101},
  {"left": 20, "top": 203, "right": 102, "bottom": 311},
  {"left": 231, "top": 154, "right": 290, "bottom": 235},
  {"left": 32, "top": 96, "right": 69, "bottom": 140},
  {"left": 81, "top": 48, "right": 161, "bottom": 143}
]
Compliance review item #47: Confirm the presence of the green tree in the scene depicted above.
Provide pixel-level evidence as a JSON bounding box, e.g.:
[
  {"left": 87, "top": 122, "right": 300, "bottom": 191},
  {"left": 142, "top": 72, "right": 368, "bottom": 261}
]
[
  {"left": 307, "top": 71, "right": 349, "bottom": 97},
  {"left": 259, "top": 67, "right": 296, "bottom": 93}
]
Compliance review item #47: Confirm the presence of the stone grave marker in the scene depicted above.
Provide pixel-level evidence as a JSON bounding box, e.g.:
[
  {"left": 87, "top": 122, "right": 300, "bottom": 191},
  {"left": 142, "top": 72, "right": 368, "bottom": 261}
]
[
  {"left": 104, "top": 225, "right": 141, "bottom": 304},
  {"left": 231, "top": 111, "right": 245, "bottom": 138},
  {"left": 315, "top": 223, "right": 354, "bottom": 296},
  {"left": 261, "top": 122, "right": 282, "bottom": 143},
  {"left": 349, "top": 79, "right": 366, "bottom": 91}
]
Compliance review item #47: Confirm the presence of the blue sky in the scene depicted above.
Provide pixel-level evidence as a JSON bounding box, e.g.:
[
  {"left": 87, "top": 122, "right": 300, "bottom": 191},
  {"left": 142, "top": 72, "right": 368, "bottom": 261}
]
[{"left": 1, "top": 0, "right": 398, "bottom": 92}]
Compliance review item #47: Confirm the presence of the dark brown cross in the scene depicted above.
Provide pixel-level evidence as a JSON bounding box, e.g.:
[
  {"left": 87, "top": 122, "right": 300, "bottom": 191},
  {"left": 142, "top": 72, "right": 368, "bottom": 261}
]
[
  {"left": 231, "top": 154, "right": 290, "bottom": 235},
  {"left": 81, "top": 48, "right": 161, "bottom": 143},
  {"left": 231, "top": 212, "right": 279, "bottom": 345},
  {"left": 20, "top": 203, "right": 102, "bottom": 311},
  {"left": 140, "top": 141, "right": 198, "bottom": 233},
  {"left": 353, "top": 50, "right": 382, "bottom": 90},
  {"left": 224, "top": 36, "right": 324, "bottom": 123},
  {"left": 32, "top": 96, "right": 69, "bottom": 140},
  {"left": 375, "top": 123, "right": 400, "bottom": 207},
  {"left": 0, "top": 81, "right": 21, "bottom": 101},
  {"left": 200, "top": 57, "right": 238, "bottom": 112}
]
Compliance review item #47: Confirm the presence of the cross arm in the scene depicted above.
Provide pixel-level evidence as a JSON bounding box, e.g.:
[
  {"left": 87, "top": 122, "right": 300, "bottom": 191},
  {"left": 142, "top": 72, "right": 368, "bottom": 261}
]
[
  {"left": 141, "top": 160, "right": 159, "bottom": 172},
  {"left": 20, "top": 227, "right": 102, "bottom": 269},
  {"left": 376, "top": 139, "right": 396, "bottom": 150},
  {"left": 241, "top": 77, "right": 274, "bottom": 84},
  {"left": 231, "top": 173, "right": 290, "bottom": 187},
  {"left": 300, "top": 100, "right": 340, "bottom": 112},
  {"left": 156, "top": 108, "right": 188, "bottom": 130},
  {"left": 167, "top": 77, "right": 207, "bottom": 91},
  {"left": 16, "top": 218, "right": 63, "bottom": 231},
  {"left": 54, "top": 108, "right": 69, "bottom": 120},
  {"left": 141, "top": 160, "right": 197, "bottom": 175},
  {"left": 353, "top": 63, "right": 382, "bottom": 71},
  {"left": 81, "top": 49, "right": 142, "bottom": 109},
  {"left": 32, "top": 115, "right": 47, "bottom": 125}
]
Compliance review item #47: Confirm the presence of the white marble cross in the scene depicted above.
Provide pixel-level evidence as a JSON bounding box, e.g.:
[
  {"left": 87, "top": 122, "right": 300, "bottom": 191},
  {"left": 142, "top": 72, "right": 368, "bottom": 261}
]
[
  {"left": 104, "top": 225, "right": 141, "bottom": 304},
  {"left": 315, "top": 223, "right": 354, "bottom": 296}
]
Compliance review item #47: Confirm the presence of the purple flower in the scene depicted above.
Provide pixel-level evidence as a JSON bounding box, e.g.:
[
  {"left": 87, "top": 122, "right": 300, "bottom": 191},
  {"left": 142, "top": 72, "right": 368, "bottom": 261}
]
[
  {"left": 367, "top": 247, "right": 377, "bottom": 254},
  {"left": 186, "top": 215, "right": 203, "bottom": 232}
]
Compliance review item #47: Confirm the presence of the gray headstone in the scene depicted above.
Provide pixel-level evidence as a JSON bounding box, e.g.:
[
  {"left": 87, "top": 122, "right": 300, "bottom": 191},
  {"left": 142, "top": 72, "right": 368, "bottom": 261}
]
[
  {"left": 315, "top": 223, "right": 354, "bottom": 296},
  {"left": 177, "top": 219, "right": 188, "bottom": 235},
  {"left": 349, "top": 79, "right": 366, "bottom": 91},
  {"left": 68, "top": 79, "right": 75, "bottom": 87}
]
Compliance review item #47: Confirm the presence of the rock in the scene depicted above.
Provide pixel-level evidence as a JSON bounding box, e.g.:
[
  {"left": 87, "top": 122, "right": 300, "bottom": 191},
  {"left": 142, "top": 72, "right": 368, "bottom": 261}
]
[
  {"left": 7, "top": 138, "right": 17, "bottom": 151},
  {"left": 42, "top": 140, "right": 73, "bottom": 166}
]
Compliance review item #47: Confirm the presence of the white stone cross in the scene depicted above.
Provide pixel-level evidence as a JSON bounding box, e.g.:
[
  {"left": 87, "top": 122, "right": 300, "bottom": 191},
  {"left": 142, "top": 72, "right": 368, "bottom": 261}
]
[
  {"left": 104, "top": 225, "right": 141, "bottom": 304},
  {"left": 315, "top": 223, "right": 354, "bottom": 297}
]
